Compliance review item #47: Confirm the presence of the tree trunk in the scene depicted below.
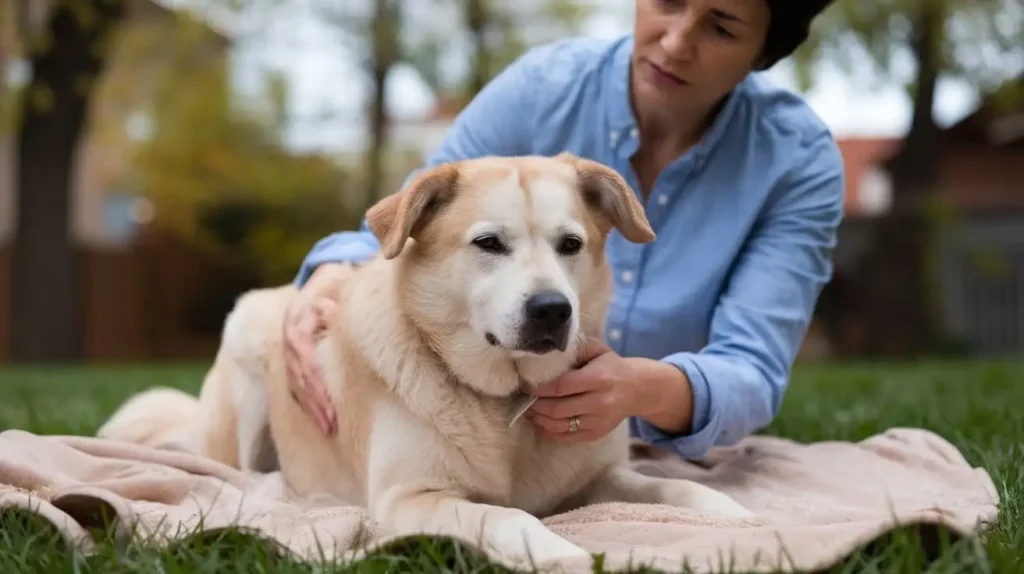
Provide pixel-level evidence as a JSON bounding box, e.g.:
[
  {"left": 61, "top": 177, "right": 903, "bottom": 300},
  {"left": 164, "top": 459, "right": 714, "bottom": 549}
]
[
  {"left": 852, "top": 7, "right": 944, "bottom": 357},
  {"left": 364, "top": 0, "right": 398, "bottom": 209},
  {"left": 466, "top": 0, "right": 491, "bottom": 97},
  {"left": 11, "top": 0, "right": 127, "bottom": 363}
]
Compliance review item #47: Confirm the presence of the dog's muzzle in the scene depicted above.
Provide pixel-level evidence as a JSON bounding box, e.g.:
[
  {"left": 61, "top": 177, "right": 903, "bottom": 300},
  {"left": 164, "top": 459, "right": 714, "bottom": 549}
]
[{"left": 517, "top": 290, "right": 572, "bottom": 354}]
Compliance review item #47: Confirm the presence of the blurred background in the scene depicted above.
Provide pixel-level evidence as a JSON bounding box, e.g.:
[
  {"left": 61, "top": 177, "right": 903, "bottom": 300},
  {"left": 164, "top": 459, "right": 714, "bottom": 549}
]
[{"left": 0, "top": 0, "right": 1021, "bottom": 366}]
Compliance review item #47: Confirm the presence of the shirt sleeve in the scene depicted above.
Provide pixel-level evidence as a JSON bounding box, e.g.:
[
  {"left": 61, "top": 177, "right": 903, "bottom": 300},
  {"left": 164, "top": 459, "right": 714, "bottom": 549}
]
[
  {"left": 631, "top": 130, "right": 846, "bottom": 459},
  {"left": 294, "top": 47, "right": 544, "bottom": 286}
]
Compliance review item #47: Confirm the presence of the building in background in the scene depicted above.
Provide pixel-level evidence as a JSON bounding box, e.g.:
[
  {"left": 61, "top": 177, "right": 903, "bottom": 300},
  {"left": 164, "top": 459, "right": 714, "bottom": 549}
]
[{"left": 826, "top": 78, "right": 1024, "bottom": 358}]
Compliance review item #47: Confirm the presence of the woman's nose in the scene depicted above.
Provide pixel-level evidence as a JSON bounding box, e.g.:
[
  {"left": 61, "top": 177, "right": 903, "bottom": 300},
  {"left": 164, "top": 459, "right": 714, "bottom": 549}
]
[{"left": 659, "top": 12, "right": 698, "bottom": 62}]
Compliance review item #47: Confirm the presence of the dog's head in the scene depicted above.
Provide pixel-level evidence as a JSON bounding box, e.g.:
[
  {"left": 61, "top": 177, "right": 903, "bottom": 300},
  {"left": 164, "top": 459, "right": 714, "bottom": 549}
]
[{"left": 365, "top": 153, "right": 655, "bottom": 391}]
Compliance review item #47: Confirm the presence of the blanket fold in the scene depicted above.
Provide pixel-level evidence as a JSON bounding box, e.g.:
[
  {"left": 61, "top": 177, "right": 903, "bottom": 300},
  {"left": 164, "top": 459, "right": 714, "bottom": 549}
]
[{"left": 0, "top": 427, "right": 999, "bottom": 573}]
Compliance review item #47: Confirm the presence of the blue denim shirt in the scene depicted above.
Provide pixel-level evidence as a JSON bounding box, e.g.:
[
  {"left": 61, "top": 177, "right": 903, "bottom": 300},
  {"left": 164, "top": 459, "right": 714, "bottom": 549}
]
[{"left": 295, "top": 34, "right": 845, "bottom": 459}]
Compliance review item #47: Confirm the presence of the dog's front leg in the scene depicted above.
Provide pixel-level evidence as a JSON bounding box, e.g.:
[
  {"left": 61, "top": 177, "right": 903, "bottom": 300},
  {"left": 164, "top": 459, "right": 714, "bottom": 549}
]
[
  {"left": 374, "top": 484, "right": 591, "bottom": 568},
  {"left": 228, "top": 360, "right": 279, "bottom": 473},
  {"left": 583, "top": 464, "right": 752, "bottom": 517}
]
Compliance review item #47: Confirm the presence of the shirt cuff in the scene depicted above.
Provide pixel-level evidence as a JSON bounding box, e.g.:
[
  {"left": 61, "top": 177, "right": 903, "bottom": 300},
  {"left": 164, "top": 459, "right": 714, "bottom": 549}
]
[
  {"left": 629, "top": 353, "right": 718, "bottom": 460},
  {"left": 294, "top": 234, "right": 379, "bottom": 287}
]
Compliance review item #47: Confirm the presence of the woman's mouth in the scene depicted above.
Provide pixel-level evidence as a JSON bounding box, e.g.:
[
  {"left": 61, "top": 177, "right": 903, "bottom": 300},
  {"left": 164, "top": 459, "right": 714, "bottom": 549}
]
[{"left": 644, "top": 59, "right": 688, "bottom": 88}]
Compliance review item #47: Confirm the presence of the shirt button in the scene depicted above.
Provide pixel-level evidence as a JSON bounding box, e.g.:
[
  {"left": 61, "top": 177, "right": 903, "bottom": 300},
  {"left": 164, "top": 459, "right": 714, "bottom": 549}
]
[
  {"left": 621, "top": 270, "right": 634, "bottom": 283},
  {"left": 629, "top": 127, "right": 639, "bottom": 139},
  {"left": 657, "top": 194, "right": 669, "bottom": 206},
  {"left": 608, "top": 328, "right": 622, "bottom": 342}
]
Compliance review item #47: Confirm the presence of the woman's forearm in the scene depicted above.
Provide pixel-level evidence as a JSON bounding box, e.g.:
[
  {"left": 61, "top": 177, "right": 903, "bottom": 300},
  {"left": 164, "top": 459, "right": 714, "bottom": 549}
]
[{"left": 628, "top": 357, "right": 695, "bottom": 435}]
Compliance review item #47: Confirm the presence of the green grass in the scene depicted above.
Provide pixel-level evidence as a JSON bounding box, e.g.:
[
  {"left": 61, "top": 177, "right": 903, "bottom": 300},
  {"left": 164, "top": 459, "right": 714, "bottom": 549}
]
[{"left": 0, "top": 360, "right": 1021, "bottom": 573}]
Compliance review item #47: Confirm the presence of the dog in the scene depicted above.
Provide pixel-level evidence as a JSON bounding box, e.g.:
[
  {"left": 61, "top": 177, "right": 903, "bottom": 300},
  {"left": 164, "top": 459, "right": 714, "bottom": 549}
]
[{"left": 100, "top": 152, "right": 751, "bottom": 568}]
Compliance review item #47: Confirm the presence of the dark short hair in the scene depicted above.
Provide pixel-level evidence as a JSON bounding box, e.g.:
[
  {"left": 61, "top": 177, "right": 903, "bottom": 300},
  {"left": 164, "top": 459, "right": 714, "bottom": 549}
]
[{"left": 758, "top": 0, "right": 835, "bottom": 69}]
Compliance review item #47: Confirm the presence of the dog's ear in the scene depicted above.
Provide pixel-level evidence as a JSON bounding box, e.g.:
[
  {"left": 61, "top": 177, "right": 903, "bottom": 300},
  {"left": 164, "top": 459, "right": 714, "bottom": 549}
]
[
  {"left": 557, "top": 153, "right": 655, "bottom": 244},
  {"left": 366, "top": 164, "right": 460, "bottom": 259}
]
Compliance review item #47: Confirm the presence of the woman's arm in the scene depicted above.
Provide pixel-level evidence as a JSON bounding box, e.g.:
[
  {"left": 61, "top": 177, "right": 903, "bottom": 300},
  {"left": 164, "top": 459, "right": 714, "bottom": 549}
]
[{"left": 631, "top": 130, "right": 846, "bottom": 459}]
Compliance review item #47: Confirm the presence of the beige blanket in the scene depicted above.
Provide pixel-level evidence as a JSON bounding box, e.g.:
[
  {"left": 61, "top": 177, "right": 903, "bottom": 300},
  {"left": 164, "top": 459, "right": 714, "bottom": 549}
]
[{"left": 0, "top": 427, "right": 999, "bottom": 573}]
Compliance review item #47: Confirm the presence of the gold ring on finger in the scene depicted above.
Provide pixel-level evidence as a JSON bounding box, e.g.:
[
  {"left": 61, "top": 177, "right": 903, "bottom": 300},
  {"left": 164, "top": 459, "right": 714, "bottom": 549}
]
[{"left": 568, "top": 415, "right": 581, "bottom": 433}]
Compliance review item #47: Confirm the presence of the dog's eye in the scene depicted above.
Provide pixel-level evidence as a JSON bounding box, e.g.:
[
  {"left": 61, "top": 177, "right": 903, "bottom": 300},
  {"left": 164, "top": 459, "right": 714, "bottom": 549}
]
[
  {"left": 557, "top": 235, "right": 584, "bottom": 256},
  {"left": 472, "top": 234, "right": 508, "bottom": 254}
]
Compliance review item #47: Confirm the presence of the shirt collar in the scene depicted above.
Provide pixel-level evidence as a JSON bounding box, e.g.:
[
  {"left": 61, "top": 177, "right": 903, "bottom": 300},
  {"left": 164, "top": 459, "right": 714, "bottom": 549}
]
[{"left": 605, "top": 33, "right": 750, "bottom": 163}]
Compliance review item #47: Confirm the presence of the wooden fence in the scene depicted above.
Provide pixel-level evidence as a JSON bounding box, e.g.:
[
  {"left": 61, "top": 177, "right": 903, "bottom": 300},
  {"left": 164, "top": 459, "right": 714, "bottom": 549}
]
[{"left": 0, "top": 230, "right": 266, "bottom": 364}]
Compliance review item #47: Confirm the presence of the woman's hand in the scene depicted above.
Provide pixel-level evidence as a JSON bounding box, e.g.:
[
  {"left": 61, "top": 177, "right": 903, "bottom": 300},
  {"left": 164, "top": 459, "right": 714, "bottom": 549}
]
[
  {"left": 282, "top": 263, "right": 356, "bottom": 437},
  {"left": 527, "top": 336, "right": 695, "bottom": 442},
  {"left": 527, "top": 338, "right": 639, "bottom": 442}
]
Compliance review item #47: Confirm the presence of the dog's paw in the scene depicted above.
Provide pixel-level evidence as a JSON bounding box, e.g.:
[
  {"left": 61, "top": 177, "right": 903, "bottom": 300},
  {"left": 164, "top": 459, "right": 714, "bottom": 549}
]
[
  {"left": 488, "top": 514, "right": 590, "bottom": 568},
  {"left": 654, "top": 480, "right": 754, "bottom": 518},
  {"left": 691, "top": 491, "right": 753, "bottom": 518}
]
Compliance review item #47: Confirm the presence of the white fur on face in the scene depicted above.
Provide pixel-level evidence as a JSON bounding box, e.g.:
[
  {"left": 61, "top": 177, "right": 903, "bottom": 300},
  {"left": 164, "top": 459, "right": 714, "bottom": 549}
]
[{"left": 459, "top": 170, "right": 589, "bottom": 360}]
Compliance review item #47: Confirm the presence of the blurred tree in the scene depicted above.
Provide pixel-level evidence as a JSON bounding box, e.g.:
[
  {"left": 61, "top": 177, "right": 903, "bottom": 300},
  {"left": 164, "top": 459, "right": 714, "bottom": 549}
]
[
  {"left": 408, "top": 0, "right": 591, "bottom": 105},
  {"left": 465, "top": 0, "right": 491, "bottom": 96},
  {"left": 466, "top": 0, "right": 590, "bottom": 98},
  {"left": 124, "top": 18, "right": 357, "bottom": 287},
  {"left": 316, "top": 0, "right": 401, "bottom": 212},
  {"left": 10, "top": 0, "right": 128, "bottom": 363},
  {"left": 366, "top": 0, "right": 401, "bottom": 213},
  {"left": 791, "top": 0, "right": 1023, "bottom": 356},
  {"left": 311, "top": 0, "right": 589, "bottom": 207},
  {"left": 318, "top": 0, "right": 590, "bottom": 210}
]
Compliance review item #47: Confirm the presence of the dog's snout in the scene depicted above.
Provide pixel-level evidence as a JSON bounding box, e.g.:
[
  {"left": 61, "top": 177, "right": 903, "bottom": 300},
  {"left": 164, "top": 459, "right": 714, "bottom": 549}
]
[
  {"left": 525, "top": 291, "right": 572, "bottom": 330},
  {"left": 517, "top": 291, "right": 573, "bottom": 354}
]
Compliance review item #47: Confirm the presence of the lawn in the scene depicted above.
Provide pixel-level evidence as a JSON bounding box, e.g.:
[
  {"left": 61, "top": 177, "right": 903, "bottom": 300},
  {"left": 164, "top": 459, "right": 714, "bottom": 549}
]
[{"left": 0, "top": 360, "right": 1021, "bottom": 573}]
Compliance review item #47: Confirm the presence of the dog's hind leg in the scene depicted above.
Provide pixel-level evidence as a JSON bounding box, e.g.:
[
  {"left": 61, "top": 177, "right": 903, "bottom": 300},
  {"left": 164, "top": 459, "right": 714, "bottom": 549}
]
[{"left": 97, "top": 386, "right": 200, "bottom": 452}]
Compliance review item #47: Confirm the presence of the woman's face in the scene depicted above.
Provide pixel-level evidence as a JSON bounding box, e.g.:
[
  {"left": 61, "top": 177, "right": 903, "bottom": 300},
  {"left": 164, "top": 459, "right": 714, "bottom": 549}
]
[{"left": 632, "top": 0, "right": 770, "bottom": 121}]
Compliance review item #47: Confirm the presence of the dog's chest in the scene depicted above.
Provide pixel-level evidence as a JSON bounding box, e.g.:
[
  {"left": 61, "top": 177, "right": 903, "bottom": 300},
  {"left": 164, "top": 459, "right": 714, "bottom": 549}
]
[
  {"left": 448, "top": 420, "right": 623, "bottom": 518},
  {"left": 506, "top": 436, "right": 614, "bottom": 516}
]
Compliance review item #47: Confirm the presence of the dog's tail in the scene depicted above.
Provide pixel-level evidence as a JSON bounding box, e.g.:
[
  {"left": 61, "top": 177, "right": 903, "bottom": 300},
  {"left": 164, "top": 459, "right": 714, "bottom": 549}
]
[{"left": 96, "top": 386, "right": 201, "bottom": 454}]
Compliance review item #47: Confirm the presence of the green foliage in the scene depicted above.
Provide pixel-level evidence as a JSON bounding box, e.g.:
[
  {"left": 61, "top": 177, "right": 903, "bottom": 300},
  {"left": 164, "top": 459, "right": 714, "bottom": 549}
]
[
  {"left": 0, "top": 0, "right": 24, "bottom": 135},
  {"left": 988, "top": 73, "right": 1024, "bottom": 113},
  {"left": 1, "top": 2, "right": 28, "bottom": 135},
  {"left": 404, "top": 0, "right": 593, "bottom": 102},
  {"left": 116, "top": 11, "right": 358, "bottom": 286}
]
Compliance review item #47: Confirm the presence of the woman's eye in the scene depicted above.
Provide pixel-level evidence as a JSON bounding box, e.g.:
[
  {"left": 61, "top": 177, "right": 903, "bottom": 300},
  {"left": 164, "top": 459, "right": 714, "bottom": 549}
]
[{"left": 713, "top": 24, "right": 735, "bottom": 39}]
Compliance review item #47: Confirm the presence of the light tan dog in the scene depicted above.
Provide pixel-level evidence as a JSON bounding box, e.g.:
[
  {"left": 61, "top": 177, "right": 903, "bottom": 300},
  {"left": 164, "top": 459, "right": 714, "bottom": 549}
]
[{"left": 100, "top": 153, "right": 751, "bottom": 568}]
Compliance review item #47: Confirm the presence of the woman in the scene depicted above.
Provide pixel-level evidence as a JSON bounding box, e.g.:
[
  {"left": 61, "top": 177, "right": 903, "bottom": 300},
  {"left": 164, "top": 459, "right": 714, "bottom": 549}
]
[{"left": 284, "top": 0, "right": 843, "bottom": 460}]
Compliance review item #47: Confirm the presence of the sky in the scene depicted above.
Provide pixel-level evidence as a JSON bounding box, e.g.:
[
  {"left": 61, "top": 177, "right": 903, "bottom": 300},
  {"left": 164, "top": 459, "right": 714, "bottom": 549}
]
[{"left": 222, "top": 0, "right": 987, "bottom": 155}]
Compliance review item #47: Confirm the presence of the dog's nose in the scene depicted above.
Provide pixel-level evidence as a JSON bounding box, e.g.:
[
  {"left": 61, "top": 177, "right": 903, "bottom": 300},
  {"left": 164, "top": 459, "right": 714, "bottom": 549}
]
[{"left": 524, "top": 291, "right": 572, "bottom": 331}]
